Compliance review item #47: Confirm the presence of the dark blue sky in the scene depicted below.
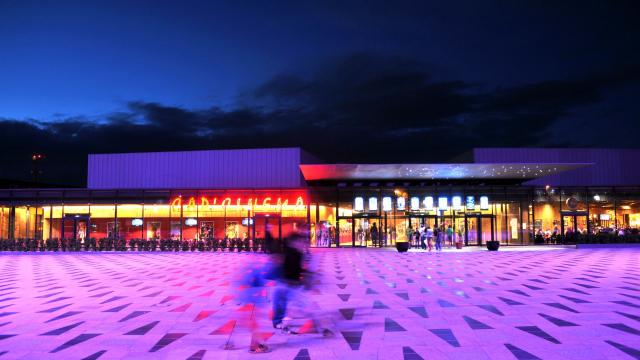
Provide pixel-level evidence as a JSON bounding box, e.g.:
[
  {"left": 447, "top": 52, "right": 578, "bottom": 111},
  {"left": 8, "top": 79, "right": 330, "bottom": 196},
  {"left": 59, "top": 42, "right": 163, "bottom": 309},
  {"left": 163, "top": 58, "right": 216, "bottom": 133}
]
[{"left": 0, "top": 0, "right": 639, "bottom": 184}]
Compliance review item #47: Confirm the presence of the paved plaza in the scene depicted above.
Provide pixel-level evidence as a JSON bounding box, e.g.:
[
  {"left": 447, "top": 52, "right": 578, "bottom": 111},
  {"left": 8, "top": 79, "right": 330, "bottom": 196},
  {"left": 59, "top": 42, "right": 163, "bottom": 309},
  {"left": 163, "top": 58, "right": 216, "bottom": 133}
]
[{"left": 0, "top": 247, "right": 639, "bottom": 360}]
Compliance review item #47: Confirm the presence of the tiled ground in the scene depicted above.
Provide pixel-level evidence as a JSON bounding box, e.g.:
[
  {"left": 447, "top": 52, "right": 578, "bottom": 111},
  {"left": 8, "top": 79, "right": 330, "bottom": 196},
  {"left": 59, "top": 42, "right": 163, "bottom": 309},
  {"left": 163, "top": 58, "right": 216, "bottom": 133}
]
[{"left": 0, "top": 247, "right": 639, "bottom": 360}]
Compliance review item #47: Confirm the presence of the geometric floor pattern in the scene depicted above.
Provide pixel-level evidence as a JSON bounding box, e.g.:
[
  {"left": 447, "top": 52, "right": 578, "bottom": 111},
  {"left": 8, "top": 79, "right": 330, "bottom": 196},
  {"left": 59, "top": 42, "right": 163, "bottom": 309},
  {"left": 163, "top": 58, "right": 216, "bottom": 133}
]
[{"left": 0, "top": 247, "right": 638, "bottom": 359}]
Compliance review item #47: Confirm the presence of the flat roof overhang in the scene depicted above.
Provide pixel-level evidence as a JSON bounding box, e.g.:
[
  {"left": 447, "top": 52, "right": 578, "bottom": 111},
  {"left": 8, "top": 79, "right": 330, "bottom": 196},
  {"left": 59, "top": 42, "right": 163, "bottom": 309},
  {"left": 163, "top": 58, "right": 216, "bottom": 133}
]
[{"left": 299, "top": 163, "right": 592, "bottom": 181}]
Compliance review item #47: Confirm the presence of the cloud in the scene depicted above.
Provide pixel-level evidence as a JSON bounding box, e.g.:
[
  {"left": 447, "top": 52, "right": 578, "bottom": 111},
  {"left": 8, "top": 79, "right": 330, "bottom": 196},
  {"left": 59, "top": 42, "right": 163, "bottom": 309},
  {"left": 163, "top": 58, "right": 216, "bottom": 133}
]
[{"left": 1, "top": 53, "right": 639, "bottom": 185}]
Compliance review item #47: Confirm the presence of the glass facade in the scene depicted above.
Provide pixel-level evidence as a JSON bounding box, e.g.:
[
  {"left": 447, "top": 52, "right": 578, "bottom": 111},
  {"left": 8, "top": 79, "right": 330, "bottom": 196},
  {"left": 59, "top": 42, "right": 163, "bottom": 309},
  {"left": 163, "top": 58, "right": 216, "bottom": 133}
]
[
  {"left": 334, "top": 187, "right": 521, "bottom": 247},
  {"left": 2, "top": 186, "right": 640, "bottom": 247},
  {"left": 329, "top": 186, "right": 640, "bottom": 247},
  {"left": 0, "top": 190, "right": 309, "bottom": 245}
]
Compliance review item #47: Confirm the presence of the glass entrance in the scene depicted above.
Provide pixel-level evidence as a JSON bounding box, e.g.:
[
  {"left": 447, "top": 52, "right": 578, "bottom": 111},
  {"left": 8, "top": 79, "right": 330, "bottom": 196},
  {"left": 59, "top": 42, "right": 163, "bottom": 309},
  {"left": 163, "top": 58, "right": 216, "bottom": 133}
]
[
  {"left": 562, "top": 213, "right": 588, "bottom": 235},
  {"left": 562, "top": 215, "right": 574, "bottom": 236},
  {"left": 147, "top": 221, "right": 161, "bottom": 240},
  {"left": 312, "top": 220, "right": 334, "bottom": 247},
  {"left": 61, "top": 215, "right": 89, "bottom": 242},
  {"left": 406, "top": 216, "right": 437, "bottom": 247},
  {"left": 251, "top": 215, "right": 280, "bottom": 250},
  {"left": 407, "top": 217, "right": 420, "bottom": 247},
  {"left": 481, "top": 217, "right": 494, "bottom": 243},
  {"left": 406, "top": 217, "right": 423, "bottom": 247},
  {"left": 423, "top": 216, "right": 437, "bottom": 230},
  {"left": 353, "top": 217, "right": 382, "bottom": 247},
  {"left": 465, "top": 215, "right": 494, "bottom": 246},
  {"left": 466, "top": 217, "right": 479, "bottom": 245}
]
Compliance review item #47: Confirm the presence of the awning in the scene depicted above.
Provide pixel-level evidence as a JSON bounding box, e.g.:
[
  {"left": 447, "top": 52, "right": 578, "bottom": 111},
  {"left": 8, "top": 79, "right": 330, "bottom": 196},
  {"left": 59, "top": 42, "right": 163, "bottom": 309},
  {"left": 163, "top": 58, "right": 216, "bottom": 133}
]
[{"left": 299, "top": 163, "right": 592, "bottom": 181}]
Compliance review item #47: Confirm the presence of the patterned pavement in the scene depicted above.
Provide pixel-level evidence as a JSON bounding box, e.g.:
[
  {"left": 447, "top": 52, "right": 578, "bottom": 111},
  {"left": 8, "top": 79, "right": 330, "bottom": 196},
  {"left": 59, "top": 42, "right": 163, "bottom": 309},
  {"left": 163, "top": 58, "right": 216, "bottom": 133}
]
[{"left": 0, "top": 247, "right": 639, "bottom": 359}]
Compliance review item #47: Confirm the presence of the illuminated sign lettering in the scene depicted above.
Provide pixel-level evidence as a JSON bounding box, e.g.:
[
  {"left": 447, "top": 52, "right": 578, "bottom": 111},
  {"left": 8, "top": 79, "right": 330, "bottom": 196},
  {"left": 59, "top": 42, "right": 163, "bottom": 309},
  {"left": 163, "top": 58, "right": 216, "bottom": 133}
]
[
  {"left": 171, "top": 194, "right": 306, "bottom": 213},
  {"left": 466, "top": 196, "right": 475, "bottom": 209}
]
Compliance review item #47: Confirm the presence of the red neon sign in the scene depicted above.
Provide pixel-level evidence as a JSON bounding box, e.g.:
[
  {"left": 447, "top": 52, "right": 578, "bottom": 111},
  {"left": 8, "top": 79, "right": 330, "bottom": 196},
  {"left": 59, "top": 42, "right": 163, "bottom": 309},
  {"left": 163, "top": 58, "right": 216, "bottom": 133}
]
[{"left": 170, "top": 194, "right": 306, "bottom": 211}]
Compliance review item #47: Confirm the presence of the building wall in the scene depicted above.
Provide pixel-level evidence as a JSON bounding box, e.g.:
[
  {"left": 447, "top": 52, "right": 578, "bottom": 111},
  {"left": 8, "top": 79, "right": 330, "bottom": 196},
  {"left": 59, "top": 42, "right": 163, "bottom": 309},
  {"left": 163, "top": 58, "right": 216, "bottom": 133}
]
[
  {"left": 2, "top": 189, "right": 309, "bottom": 242},
  {"left": 87, "top": 148, "right": 306, "bottom": 189},
  {"left": 473, "top": 148, "right": 640, "bottom": 186}
]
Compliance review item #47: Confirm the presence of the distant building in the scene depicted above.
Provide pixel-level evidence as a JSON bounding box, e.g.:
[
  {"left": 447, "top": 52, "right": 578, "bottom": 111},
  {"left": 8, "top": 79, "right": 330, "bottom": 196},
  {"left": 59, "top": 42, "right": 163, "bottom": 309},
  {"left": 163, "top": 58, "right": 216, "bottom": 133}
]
[{"left": 1, "top": 147, "right": 639, "bottom": 247}]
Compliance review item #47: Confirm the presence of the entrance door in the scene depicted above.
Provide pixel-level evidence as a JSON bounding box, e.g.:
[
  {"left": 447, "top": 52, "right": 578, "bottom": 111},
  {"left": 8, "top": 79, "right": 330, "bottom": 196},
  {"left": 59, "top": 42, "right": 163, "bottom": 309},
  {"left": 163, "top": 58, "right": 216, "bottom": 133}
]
[
  {"left": 562, "top": 215, "right": 574, "bottom": 235},
  {"left": 406, "top": 216, "right": 437, "bottom": 247},
  {"left": 466, "top": 216, "right": 478, "bottom": 245},
  {"left": 353, "top": 217, "right": 382, "bottom": 247},
  {"left": 561, "top": 213, "right": 588, "bottom": 235},
  {"left": 252, "top": 215, "right": 281, "bottom": 243},
  {"left": 61, "top": 215, "right": 90, "bottom": 242},
  {"left": 406, "top": 216, "right": 421, "bottom": 247},
  {"left": 313, "top": 220, "right": 333, "bottom": 247},
  {"left": 481, "top": 217, "right": 494, "bottom": 243},
  {"left": 464, "top": 215, "right": 494, "bottom": 246},
  {"left": 424, "top": 216, "right": 438, "bottom": 231}
]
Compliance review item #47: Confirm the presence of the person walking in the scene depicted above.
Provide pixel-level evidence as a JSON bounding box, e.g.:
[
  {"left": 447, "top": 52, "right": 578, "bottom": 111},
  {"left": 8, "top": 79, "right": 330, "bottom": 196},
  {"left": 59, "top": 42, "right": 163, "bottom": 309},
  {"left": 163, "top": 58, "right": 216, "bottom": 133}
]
[
  {"left": 272, "top": 232, "right": 303, "bottom": 332},
  {"left": 272, "top": 224, "right": 333, "bottom": 337},
  {"left": 224, "top": 263, "right": 271, "bottom": 353},
  {"left": 426, "top": 226, "right": 434, "bottom": 252},
  {"left": 371, "top": 223, "right": 379, "bottom": 247},
  {"left": 446, "top": 225, "right": 454, "bottom": 246},
  {"left": 264, "top": 223, "right": 278, "bottom": 253},
  {"left": 435, "top": 226, "right": 443, "bottom": 251}
]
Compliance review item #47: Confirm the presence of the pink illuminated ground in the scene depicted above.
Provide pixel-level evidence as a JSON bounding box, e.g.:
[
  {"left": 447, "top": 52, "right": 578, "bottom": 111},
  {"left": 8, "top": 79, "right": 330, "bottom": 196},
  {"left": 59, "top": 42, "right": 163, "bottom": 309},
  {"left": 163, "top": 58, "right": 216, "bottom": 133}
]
[{"left": 0, "top": 247, "right": 639, "bottom": 359}]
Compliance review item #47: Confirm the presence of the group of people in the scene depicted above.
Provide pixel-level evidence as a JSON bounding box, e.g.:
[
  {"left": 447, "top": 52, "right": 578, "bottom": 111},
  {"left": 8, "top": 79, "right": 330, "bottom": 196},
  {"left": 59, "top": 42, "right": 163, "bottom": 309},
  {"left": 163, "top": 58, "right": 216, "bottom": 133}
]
[
  {"left": 229, "top": 223, "right": 333, "bottom": 354},
  {"left": 536, "top": 224, "right": 634, "bottom": 241},
  {"left": 311, "top": 222, "right": 335, "bottom": 247},
  {"left": 354, "top": 222, "right": 398, "bottom": 247},
  {"left": 410, "top": 224, "right": 458, "bottom": 251},
  {"left": 356, "top": 222, "right": 379, "bottom": 246}
]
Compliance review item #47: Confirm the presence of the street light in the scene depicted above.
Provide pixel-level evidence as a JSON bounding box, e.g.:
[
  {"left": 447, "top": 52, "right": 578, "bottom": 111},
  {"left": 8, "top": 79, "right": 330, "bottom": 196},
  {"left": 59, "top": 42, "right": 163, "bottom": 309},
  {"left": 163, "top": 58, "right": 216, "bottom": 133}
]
[{"left": 31, "top": 153, "right": 46, "bottom": 183}]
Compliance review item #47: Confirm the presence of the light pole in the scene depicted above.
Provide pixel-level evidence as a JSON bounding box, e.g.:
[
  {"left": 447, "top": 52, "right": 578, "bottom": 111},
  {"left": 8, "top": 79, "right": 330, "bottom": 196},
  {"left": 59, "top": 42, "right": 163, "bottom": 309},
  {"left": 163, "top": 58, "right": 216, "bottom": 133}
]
[{"left": 31, "top": 153, "right": 45, "bottom": 183}]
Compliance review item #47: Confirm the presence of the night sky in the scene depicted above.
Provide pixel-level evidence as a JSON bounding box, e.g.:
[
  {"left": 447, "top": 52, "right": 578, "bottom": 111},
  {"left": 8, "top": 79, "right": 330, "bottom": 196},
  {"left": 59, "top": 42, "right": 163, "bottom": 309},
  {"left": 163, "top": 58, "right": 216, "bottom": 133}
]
[{"left": 1, "top": 1, "right": 639, "bottom": 186}]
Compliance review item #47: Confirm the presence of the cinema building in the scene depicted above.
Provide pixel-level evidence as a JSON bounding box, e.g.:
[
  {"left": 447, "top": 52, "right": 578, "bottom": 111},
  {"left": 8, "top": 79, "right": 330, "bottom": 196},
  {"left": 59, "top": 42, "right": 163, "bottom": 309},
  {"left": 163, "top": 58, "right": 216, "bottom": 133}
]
[{"left": 1, "top": 147, "right": 639, "bottom": 248}]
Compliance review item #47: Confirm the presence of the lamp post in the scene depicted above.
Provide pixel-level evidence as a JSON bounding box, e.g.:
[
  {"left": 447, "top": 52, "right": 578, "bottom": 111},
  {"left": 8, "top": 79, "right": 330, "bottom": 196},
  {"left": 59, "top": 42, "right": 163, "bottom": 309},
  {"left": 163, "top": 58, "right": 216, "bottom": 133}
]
[{"left": 31, "top": 153, "right": 45, "bottom": 183}]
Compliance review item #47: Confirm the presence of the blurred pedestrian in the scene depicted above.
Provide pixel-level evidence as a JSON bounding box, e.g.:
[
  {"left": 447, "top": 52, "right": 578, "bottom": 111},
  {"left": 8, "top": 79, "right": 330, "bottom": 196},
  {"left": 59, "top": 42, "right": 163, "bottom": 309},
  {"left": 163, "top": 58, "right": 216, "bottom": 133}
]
[
  {"left": 435, "top": 226, "right": 443, "bottom": 251},
  {"left": 225, "top": 262, "right": 271, "bottom": 353},
  {"left": 272, "top": 223, "right": 333, "bottom": 337},
  {"left": 264, "top": 223, "right": 277, "bottom": 253},
  {"left": 426, "top": 226, "right": 434, "bottom": 251}
]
